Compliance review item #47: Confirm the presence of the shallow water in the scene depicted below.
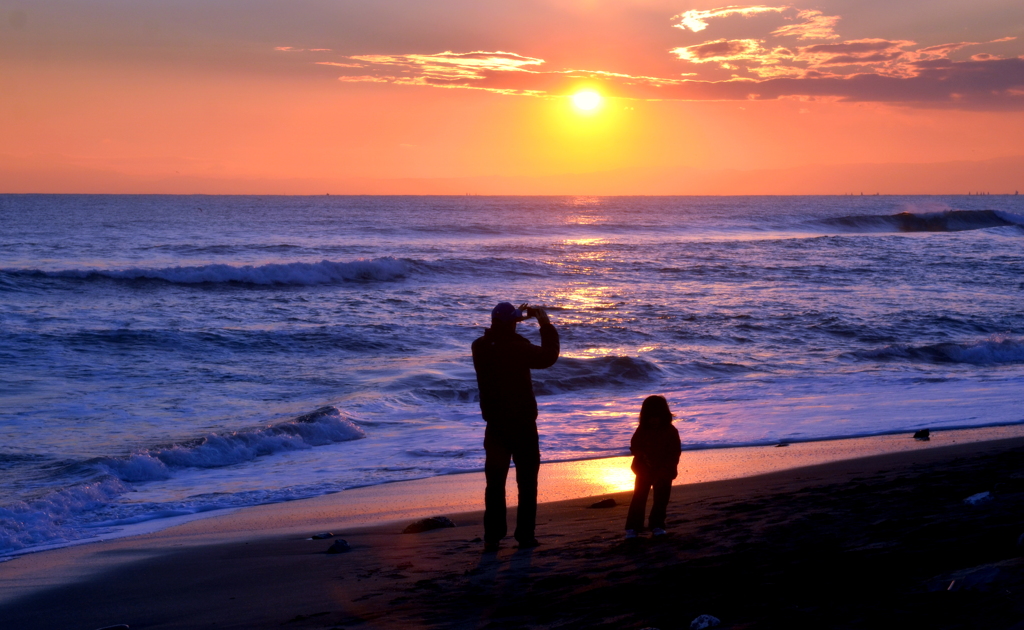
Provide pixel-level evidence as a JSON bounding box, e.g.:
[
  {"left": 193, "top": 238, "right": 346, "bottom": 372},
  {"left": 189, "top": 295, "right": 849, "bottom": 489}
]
[{"left": 1, "top": 194, "right": 1023, "bottom": 555}]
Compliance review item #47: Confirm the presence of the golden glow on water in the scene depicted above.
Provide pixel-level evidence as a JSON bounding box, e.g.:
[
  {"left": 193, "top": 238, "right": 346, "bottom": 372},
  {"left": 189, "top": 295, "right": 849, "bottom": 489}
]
[
  {"left": 546, "top": 284, "right": 622, "bottom": 316},
  {"left": 561, "top": 237, "right": 607, "bottom": 246}
]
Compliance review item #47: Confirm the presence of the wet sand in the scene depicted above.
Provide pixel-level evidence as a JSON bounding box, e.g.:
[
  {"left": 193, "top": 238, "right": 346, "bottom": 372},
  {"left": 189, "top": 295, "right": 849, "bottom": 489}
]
[{"left": 3, "top": 429, "right": 1024, "bottom": 629}]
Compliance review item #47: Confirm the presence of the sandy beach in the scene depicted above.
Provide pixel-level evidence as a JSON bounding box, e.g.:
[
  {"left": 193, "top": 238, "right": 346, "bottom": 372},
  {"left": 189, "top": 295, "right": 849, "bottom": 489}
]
[{"left": 3, "top": 428, "right": 1024, "bottom": 629}]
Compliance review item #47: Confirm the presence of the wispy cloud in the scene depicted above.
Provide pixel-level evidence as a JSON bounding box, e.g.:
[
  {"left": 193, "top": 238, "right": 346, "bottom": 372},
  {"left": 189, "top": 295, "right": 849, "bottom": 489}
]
[
  {"left": 671, "top": 39, "right": 795, "bottom": 72},
  {"left": 673, "top": 5, "right": 786, "bottom": 33},
  {"left": 275, "top": 46, "right": 333, "bottom": 52},
  {"left": 771, "top": 9, "right": 840, "bottom": 40}
]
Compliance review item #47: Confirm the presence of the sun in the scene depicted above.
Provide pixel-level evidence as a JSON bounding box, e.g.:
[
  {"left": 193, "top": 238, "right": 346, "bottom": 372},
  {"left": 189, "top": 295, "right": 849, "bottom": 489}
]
[{"left": 572, "top": 90, "right": 602, "bottom": 112}]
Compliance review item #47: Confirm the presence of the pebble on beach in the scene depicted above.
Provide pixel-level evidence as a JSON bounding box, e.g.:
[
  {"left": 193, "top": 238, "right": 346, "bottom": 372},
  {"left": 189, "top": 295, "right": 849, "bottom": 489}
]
[
  {"left": 311, "top": 532, "right": 334, "bottom": 540},
  {"left": 402, "top": 516, "right": 456, "bottom": 533},
  {"left": 326, "top": 539, "right": 351, "bottom": 554},
  {"left": 690, "top": 614, "right": 721, "bottom": 629},
  {"left": 913, "top": 429, "right": 931, "bottom": 441},
  {"left": 589, "top": 498, "right": 617, "bottom": 509},
  {"left": 963, "top": 491, "right": 992, "bottom": 505}
]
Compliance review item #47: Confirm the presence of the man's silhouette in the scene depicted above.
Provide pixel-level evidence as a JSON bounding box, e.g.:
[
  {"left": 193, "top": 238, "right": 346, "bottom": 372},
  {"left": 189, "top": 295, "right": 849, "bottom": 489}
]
[{"left": 472, "top": 302, "right": 559, "bottom": 551}]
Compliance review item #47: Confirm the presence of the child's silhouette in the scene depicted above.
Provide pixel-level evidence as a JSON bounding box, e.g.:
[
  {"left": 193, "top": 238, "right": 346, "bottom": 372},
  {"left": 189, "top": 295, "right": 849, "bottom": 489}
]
[{"left": 625, "top": 395, "right": 681, "bottom": 538}]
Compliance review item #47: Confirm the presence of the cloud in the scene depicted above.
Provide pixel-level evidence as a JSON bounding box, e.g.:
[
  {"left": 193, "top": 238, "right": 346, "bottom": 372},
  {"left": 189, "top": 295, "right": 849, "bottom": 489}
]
[
  {"left": 795, "top": 39, "right": 917, "bottom": 76},
  {"left": 275, "top": 46, "right": 333, "bottom": 53},
  {"left": 771, "top": 9, "right": 840, "bottom": 40},
  {"left": 671, "top": 39, "right": 802, "bottom": 73},
  {"left": 673, "top": 6, "right": 786, "bottom": 33},
  {"left": 336, "top": 75, "right": 391, "bottom": 83},
  {"left": 671, "top": 39, "right": 767, "bottom": 63},
  {"left": 342, "top": 51, "right": 545, "bottom": 85},
  {"left": 672, "top": 36, "right": 1020, "bottom": 80},
  {"left": 281, "top": 9, "right": 1022, "bottom": 110}
]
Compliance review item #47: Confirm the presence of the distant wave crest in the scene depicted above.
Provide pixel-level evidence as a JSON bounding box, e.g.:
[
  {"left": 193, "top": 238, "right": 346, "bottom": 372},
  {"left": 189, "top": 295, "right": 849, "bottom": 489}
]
[
  {"left": 819, "top": 210, "right": 1024, "bottom": 233},
  {"left": 396, "top": 355, "right": 664, "bottom": 404},
  {"left": 533, "top": 355, "right": 664, "bottom": 394},
  {"left": 851, "top": 337, "right": 1024, "bottom": 365},
  {"left": 5, "top": 257, "right": 414, "bottom": 286}
]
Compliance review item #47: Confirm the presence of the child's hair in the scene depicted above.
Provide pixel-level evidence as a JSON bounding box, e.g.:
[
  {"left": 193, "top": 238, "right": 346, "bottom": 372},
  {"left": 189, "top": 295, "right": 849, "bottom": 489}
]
[{"left": 639, "top": 395, "right": 673, "bottom": 429}]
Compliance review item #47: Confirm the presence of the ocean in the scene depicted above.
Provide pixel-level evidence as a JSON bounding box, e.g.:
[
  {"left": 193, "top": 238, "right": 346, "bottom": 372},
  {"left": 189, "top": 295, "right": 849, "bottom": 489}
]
[{"left": 1, "top": 194, "right": 1023, "bottom": 557}]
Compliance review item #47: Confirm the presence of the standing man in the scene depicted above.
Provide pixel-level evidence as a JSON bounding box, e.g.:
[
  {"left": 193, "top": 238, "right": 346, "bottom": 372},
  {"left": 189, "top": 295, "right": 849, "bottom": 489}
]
[{"left": 472, "top": 302, "right": 559, "bottom": 551}]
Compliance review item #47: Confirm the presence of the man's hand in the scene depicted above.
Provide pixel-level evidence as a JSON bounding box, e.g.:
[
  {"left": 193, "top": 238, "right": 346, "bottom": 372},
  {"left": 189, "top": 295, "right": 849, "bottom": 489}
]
[{"left": 532, "top": 307, "right": 551, "bottom": 327}]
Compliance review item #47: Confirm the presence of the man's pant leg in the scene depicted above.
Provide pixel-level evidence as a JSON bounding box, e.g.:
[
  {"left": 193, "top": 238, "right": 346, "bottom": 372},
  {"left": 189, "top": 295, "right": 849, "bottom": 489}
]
[
  {"left": 511, "top": 430, "right": 540, "bottom": 542},
  {"left": 483, "top": 427, "right": 512, "bottom": 543}
]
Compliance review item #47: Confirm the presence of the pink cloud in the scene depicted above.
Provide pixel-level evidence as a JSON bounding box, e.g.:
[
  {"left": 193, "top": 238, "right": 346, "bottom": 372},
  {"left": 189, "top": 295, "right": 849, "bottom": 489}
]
[
  {"left": 671, "top": 39, "right": 766, "bottom": 63},
  {"left": 672, "top": 6, "right": 786, "bottom": 33},
  {"left": 771, "top": 9, "right": 840, "bottom": 40}
]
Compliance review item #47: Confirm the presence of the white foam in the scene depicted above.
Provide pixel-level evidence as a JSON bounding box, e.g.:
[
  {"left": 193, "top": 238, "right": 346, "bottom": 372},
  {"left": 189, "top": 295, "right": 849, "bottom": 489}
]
[{"left": 0, "top": 477, "right": 128, "bottom": 553}]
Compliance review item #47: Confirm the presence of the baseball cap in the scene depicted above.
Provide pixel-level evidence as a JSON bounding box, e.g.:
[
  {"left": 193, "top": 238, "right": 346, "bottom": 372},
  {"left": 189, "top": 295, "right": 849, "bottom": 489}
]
[{"left": 491, "top": 302, "right": 525, "bottom": 323}]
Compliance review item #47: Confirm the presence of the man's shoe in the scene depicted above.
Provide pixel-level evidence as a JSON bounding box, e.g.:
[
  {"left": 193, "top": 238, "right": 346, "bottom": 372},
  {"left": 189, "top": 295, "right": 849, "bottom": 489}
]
[
  {"left": 516, "top": 538, "right": 541, "bottom": 549},
  {"left": 652, "top": 528, "right": 667, "bottom": 537},
  {"left": 625, "top": 529, "right": 638, "bottom": 539},
  {"left": 483, "top": 540, "right": 500, "bottom": 552}
]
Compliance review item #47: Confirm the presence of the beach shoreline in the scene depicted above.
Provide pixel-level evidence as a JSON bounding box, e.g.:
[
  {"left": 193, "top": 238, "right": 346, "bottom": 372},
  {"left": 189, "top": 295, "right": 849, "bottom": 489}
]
[
  {"left": 5, "top": 423, "right": 1024, "bottom": 567},
  {"left": 3, "top": 427, "right": 1024, "bottom": 628}
]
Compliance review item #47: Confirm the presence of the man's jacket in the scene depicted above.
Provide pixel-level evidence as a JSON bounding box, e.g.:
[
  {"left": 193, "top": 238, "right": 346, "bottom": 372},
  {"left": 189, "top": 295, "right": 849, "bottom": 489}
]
[{"left": 472, "top": 324, "right": 559, "bottom": 426}]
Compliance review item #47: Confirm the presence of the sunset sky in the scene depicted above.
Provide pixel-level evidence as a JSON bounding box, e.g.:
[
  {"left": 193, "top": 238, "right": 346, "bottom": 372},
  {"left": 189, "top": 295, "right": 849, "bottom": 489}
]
[{"left": 2, "top": 0, "right": 1023, "bottom": 194}]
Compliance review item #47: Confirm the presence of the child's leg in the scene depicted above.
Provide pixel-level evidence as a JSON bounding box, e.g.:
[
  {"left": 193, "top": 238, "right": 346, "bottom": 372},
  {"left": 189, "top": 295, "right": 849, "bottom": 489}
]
[
  {"left": 648, "top": 478, "right": 672, "bottom": 529},
  {"left": 626, "top": 475, "right": 652, "bottom": 531}
]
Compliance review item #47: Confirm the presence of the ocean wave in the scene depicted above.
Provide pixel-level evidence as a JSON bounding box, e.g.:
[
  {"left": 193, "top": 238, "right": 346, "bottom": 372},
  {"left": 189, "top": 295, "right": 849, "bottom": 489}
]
[
  {"left": 394, "top": 355, "right": 664, "bottom": 403},
  {"left": 95, "top": 406, "right": 365, "bottom": 482},
  {"left": 533, "top": 355, "right": 664, "bottom": 394},
  {"left": 0, "top": 406, "right": 366, "bottom": 555},
  {"left": 2, "top": 257, "right": 414, "bottom": 286},
  {"left": 850, "top": 337, "right": 1024, "bottom": 365},
  {"left": 0, "top": 477, "right": 129, "bottom": 554},
  {"left": 817, "top": 210, "right": 1024, "bottom": 233},
  {"left": 21, "top": 326, "right": 404, "bottom": 355}
]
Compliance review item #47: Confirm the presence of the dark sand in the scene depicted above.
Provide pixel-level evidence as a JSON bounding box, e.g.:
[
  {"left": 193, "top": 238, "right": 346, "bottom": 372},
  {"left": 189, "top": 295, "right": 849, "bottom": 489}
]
[{"left": 4, "top": 437, "right": 1024, "bottom": 630}]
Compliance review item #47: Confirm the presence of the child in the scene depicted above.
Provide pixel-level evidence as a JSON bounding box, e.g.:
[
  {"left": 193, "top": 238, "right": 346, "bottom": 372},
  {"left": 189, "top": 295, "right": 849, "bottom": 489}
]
[{"left": 625, "top": 395, "right": 681, "bottom": 538}]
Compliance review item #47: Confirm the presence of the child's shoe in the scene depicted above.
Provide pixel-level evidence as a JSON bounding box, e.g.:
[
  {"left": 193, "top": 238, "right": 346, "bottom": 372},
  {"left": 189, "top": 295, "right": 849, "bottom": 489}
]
[
  {"left": 652, "top": 528, "right": 667, "bottom": 537},
  {"left": 625, "top": 529, "right": 638, "bottom": 539}
]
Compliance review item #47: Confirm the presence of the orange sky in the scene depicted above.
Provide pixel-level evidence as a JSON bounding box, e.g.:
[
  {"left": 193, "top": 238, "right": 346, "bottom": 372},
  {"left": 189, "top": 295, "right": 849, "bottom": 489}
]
[{"left": 2, "top": 0, "right": 1023, "bottom": 194}]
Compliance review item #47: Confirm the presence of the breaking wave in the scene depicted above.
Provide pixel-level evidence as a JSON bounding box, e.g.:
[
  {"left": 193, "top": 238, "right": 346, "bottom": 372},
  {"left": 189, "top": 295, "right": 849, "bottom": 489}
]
[
  {"left": 818, "top": 210, "right": 1024, "bottom": 233},
  {"left": 0, "top": 406, "right": 365, "bottom": 555},
  {"left": 95, "top": 406, "right": 365, "bottom": 482},
  {"left": 850, "top": 337, "right": 1024, "bottom": 365},
  {"left": 2, "top": 257, "right": 414, "bottom": 286}
]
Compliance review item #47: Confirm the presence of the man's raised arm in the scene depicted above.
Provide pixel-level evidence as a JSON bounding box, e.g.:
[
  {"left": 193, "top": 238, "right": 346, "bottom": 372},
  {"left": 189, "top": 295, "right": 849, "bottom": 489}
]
[{"left": 527, "top": 307, "right": 559, "bottom": 369}]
